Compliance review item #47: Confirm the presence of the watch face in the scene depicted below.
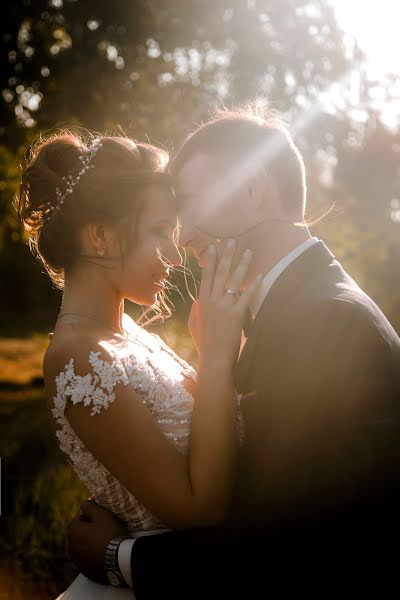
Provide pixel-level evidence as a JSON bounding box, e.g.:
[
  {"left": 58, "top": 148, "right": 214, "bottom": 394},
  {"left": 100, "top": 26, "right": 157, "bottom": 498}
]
[{"left": 106, "top": 570, "right": 122, "bottom": 587}]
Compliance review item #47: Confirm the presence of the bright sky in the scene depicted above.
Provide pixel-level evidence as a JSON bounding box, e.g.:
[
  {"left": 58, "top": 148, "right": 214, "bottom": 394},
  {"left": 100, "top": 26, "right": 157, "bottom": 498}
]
[
  {"left": 330, "top": 0, "right": 400, "bottom": 127},
  {"left": 332, "top": 0, "right": 400, "bottom": 78}
]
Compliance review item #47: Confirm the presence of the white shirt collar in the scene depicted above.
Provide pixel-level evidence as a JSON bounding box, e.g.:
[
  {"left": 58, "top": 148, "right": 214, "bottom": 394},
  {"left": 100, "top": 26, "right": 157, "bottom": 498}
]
[{"left": 250, "top": 237, "right": 320, "bottom": 317}]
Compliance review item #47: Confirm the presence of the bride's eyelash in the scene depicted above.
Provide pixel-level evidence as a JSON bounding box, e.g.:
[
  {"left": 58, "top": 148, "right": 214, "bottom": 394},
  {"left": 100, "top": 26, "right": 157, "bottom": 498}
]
[{"left": 153, "top": 224, "right": 177, "bottom": 240}]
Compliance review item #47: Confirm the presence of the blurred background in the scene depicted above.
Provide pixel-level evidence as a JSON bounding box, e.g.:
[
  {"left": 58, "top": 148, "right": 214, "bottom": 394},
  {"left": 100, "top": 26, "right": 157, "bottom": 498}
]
[{"left": 0, "top": 0, "right": 399, "bottom": 596}]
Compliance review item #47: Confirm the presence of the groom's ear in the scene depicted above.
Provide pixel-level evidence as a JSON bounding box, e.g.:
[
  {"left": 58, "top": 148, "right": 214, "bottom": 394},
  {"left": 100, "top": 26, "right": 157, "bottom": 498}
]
[
  {"left": 256, "top": 169, "right": 280, "bottom": 213},
  {"left": 244, "top": 163, "right": 269, "bottom": 209},
  {"left": 246, "top": 182, "right": 262, "bottom": 214},
  {"left": 246, "top": 171, "right": 271, "bottom": 213}
]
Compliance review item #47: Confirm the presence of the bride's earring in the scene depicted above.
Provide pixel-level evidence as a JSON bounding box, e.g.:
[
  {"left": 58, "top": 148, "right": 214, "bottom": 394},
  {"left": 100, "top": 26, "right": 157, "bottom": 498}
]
[{"left": 97, "top": 248, "right": 105, "bottom": 256}]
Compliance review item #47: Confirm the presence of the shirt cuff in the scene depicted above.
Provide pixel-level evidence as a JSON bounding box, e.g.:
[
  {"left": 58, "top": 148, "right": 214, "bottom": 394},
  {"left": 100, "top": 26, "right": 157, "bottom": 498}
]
[{"left": 117, "top": 538, "right": 135, "bottom": 588}]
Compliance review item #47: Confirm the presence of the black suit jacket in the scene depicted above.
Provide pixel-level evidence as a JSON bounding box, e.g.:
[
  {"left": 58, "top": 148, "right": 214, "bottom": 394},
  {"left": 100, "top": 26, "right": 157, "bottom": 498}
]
[{"left": 131, "top": 241, "right": 400, "bottom": 597}]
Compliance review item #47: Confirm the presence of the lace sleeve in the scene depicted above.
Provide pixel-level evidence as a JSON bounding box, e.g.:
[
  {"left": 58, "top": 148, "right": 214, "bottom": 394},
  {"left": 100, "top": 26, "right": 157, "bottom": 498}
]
[{"left": 52, "top": 350, "right": 130, "bottom": 421}]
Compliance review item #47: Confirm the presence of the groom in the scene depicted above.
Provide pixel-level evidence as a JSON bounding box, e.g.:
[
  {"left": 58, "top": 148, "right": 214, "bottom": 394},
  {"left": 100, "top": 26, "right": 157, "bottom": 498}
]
[{"left": 68, "top": 104, "right": 400, "bottom": 596}]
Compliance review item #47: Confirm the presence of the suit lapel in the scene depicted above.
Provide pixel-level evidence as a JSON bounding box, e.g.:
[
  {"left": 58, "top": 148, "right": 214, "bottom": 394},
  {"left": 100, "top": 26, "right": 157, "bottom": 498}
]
[{"left": 235, "top": 241, "right": 336, "bottom": 393}]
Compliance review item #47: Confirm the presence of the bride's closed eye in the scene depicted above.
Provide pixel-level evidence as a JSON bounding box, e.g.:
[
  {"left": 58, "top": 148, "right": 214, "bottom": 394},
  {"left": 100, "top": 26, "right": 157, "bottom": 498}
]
[
  {"left": 152, "top": 220, "right": 176, "bottom": 239},
  {"left": 155, "top": 229, "right": 178, "bottom": 249},
  {"left": 155, "top": 225, "right": 180, "bottom": 249}
]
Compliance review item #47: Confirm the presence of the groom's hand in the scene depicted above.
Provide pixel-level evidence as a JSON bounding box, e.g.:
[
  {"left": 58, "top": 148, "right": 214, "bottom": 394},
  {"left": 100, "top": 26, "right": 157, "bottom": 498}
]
[{"left": 67, "top": 499, "right": 129, "bottom": 584}]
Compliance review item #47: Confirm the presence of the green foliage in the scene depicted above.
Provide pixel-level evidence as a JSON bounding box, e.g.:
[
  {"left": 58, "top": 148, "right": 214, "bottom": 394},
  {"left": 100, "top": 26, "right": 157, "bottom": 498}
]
[
  {"left": 0, "top": 388, "right": 87, "bottom": 589},
  {"left": 11, "top": 464, "right": 87, "bottom": 580},
  {"left": 0, "top": 143, "right": 24, "bottom": 246},
  {"left": 1, "top": 0, "right": 358, "bottom": 142},
  {"left": 1, "top": 0, "right": 398, "bottom": 335}
]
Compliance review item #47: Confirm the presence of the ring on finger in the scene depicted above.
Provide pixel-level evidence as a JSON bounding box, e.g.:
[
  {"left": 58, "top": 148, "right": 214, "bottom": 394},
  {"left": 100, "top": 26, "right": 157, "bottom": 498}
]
[{"left": 225, "top": 288, "right": 239, "bottom": 298}]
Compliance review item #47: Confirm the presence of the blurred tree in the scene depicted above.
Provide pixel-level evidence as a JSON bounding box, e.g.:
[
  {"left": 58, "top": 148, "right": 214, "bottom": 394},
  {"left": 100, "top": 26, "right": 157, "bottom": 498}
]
[
  {"left": 1, "top": 0, "right": 360, "bottom": 144},
  {"left": 0, "top": 0, "right": 399, "bottom": 334}
]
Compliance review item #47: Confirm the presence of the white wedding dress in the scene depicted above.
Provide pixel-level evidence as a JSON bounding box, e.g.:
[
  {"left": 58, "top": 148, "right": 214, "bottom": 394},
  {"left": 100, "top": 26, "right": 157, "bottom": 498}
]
[{"left": 53, "top": 314, "right": 197, "bottom": 598}]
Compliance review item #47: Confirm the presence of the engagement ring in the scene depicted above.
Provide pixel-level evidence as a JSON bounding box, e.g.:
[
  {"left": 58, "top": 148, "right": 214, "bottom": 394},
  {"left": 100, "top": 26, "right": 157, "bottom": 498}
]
[{"left": 225, "top": 288, "right": 238, "bottom": 297}]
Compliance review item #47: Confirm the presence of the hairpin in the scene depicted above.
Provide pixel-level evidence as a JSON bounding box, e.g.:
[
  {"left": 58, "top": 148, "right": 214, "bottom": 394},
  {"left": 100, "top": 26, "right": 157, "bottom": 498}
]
[{"left": 42, "top": 137, "right": 103, "bottom": 224}]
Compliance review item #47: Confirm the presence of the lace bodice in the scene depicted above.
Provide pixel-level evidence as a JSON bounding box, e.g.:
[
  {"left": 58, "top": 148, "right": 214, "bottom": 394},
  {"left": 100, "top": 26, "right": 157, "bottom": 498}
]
[{"left": 51, "top": 316, "right": 197, "bottom": 534}]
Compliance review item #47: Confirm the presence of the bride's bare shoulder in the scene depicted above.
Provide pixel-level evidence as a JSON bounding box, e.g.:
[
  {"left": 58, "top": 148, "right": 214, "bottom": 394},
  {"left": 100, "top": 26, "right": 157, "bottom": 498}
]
[{"left": 43, "top": 329, "right": 109, "bottom": 383}]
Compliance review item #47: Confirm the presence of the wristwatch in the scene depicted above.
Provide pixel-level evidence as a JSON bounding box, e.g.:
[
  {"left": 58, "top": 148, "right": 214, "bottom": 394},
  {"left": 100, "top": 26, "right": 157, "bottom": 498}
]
[{"left": 104, "top": 535, "right": 130, "bottom": 587}]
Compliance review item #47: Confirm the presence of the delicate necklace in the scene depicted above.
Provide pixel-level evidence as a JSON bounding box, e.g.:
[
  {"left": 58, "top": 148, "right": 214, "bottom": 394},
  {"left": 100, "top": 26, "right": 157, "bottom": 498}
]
[
  {"left": 50, "top": 312, "right": 195, "bottom": 375},
  {"left": 51, "top": 311, "right": 150, "bottom": 350}
]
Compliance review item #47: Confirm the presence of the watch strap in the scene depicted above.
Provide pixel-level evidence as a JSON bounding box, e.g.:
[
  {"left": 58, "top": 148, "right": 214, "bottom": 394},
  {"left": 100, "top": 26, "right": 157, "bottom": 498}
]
[{"left": 104, "top": 535, "right": 130, "bottom": 587}]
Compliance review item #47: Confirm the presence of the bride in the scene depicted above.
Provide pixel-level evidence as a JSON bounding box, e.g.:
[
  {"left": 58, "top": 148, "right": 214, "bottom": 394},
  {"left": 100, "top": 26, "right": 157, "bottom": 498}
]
[{"left": 17, "top": 130, "right": 260, "bottom": 598}]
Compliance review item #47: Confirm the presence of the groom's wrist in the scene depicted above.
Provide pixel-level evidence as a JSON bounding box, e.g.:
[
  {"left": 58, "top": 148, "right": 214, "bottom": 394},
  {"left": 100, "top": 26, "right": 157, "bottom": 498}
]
[{"left": 104, "top": 535, "right": 131, "bottom": 587}]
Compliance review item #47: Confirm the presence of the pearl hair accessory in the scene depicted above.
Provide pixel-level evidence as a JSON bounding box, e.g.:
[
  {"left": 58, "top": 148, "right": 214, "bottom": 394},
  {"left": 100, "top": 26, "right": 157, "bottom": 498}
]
[{"left": 42, "top": 137, "right": 103, "bottom": 224}]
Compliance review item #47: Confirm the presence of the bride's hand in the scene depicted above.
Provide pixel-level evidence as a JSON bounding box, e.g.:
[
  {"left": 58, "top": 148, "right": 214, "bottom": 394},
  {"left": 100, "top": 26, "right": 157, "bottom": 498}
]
[{"left": 189, "top": 240, "right": 261, "bottom": 366}]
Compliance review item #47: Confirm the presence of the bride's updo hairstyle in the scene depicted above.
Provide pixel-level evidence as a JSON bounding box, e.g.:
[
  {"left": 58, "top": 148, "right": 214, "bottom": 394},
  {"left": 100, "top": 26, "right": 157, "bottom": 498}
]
[{"left": 17, "top": 131, "right": 170, "bottom": 289}]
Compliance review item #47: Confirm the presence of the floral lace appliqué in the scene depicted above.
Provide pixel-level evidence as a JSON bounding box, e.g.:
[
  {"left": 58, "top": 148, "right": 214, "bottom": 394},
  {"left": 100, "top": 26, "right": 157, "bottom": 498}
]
[
  {"left": 51, "top": 328, "right": 196, "bottom": 533},
  {"left": 51, "top": 320, "right": 244, "bottom": 534}
]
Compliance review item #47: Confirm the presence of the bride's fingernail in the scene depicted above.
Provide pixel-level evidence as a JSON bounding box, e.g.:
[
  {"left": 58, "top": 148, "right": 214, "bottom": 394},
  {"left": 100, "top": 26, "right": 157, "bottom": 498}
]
[
  {"left": 226, "top": 239, "right": 235, "bottom": 249},
  {"left": 243, "top": 249, "right": 252, "bottom": 259}
]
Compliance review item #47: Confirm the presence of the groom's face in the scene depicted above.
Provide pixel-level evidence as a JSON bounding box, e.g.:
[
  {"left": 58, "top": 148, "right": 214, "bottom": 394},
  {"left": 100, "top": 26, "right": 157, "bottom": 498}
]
[{"left": 174, "top": 153, "right": 250, "bottom": 267}]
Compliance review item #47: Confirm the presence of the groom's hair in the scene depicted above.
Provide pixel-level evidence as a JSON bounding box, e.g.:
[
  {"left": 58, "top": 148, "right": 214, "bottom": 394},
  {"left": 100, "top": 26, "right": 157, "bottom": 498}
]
[{"left": 172, "top": 99, "right": 307, "bottom": 217}]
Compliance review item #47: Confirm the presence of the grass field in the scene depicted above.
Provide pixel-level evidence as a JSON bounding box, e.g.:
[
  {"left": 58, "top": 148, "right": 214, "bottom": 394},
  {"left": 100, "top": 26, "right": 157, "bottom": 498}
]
[{"left": 0, "top": 335, "right": 48, "bottom": 385}]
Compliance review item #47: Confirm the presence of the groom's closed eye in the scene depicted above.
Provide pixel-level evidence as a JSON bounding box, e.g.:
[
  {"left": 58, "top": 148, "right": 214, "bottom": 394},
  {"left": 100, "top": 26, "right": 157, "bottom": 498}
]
[
  {"left": 174, "top": 191, "right": 192, "bottom": 208},
  {"left": 176, "top": 192, "right": 205, "bottom": 211}
]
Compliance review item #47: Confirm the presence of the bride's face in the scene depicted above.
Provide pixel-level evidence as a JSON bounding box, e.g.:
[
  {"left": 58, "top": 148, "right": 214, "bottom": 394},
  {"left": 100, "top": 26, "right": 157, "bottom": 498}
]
[{"left": 118, "top": 185, "right": 182, "bottom": 306}]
